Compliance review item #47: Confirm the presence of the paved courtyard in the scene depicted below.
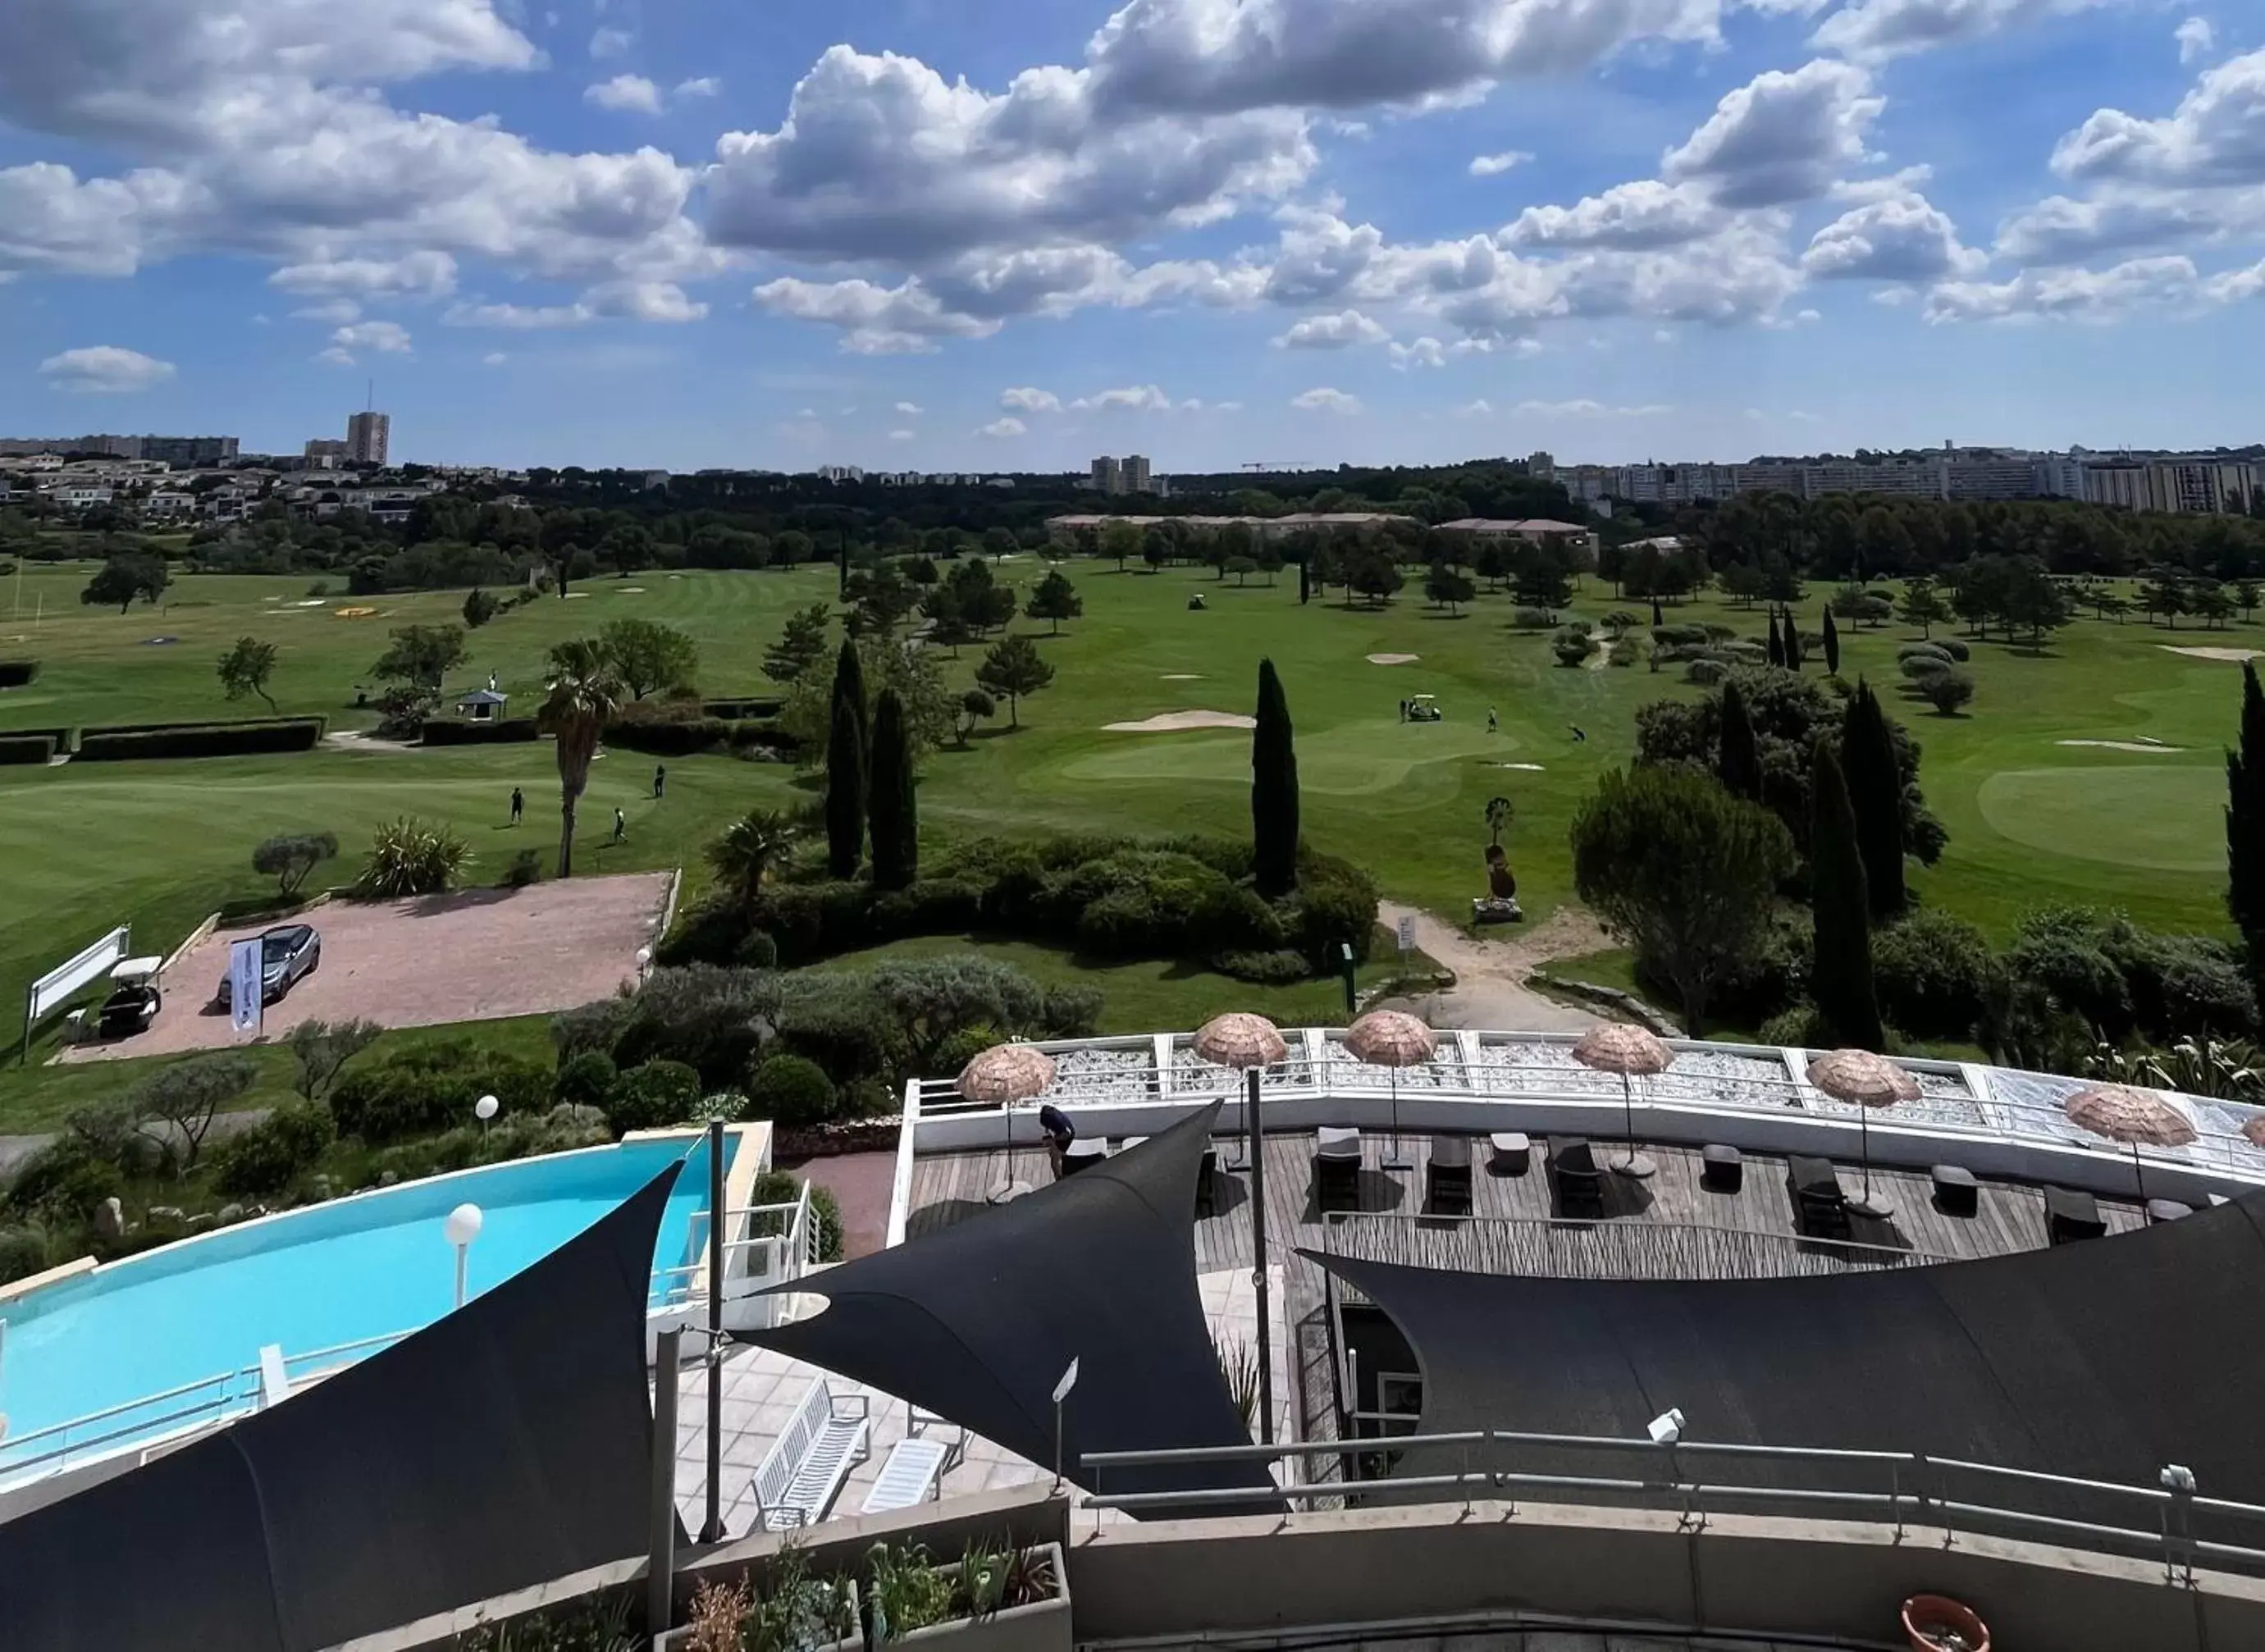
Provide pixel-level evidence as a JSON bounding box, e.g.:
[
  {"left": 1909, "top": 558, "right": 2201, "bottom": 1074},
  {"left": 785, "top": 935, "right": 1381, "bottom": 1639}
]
[{"left": 65, "top": 871, "right": 673, "bottom": 1061}]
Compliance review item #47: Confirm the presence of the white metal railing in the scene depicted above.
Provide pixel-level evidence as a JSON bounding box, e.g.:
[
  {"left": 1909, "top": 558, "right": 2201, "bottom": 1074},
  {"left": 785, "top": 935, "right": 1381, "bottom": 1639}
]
[
  {"left": 1077, "top": 1427, "right": 2265, "bottom": 1581},
  {"left": 652, "top": 1186, "right": 817, "bottom": 1320},
  {"left": 906, "top": 1028, "right": 2265, "bottom": 1186}
]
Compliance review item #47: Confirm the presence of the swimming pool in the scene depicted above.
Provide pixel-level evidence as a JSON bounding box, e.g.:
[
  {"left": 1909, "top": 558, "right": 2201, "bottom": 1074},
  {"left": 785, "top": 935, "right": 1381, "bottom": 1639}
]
[{"left": 0, "top": 1132, "right": 716, "bottom": 1481}]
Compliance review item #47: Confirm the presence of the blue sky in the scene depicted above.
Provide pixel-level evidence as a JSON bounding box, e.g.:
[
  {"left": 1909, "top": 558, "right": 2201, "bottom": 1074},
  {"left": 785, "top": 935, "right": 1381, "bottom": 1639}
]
[{"left": 0, "top": 0, "right": 2258, "bottom": 472}]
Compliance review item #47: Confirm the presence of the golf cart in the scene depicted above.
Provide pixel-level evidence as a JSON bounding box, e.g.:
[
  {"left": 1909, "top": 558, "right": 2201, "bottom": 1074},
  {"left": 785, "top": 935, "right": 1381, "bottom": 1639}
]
[
  {"left": 1407, "top": 693, "right": 1443, "bottom": 723},
  {"left": 94, "top": 956, "right": 165, "bottom": 1041}
]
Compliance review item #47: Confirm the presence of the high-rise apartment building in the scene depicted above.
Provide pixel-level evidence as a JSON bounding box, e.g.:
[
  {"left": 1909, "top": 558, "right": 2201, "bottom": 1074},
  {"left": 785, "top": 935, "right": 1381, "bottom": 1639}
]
[
  {"left": 1091, "top": 455, "right": 1123, "bottom": 495},
  {"left": 346, "top": 410, "right": 390, "bottom": 467},
  {"left": 137, "top": 436, "right": 240, "bottom": 467},
  {"left": 1122, "top": 454, "right": 1152, "bottom": 495},
  {"left": 305, "top": 438, "right": 350, "bottom": 466}
]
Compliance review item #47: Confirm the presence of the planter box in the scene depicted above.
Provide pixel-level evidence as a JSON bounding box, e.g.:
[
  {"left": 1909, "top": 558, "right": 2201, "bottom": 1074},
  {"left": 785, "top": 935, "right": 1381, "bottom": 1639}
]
[
  {"left": 888, "top": 1545, "right": 1071, "bottom": 1652},
  {"left": 652, "top": 1580, "right": 861, "bottom": 1652}
]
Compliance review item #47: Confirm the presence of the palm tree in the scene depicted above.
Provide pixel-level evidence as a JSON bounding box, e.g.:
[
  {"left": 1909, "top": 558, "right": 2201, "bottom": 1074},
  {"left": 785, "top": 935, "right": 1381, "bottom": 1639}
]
[
  {"left": 708, "top": 809, "right": 798, "bottom": 906},
  {"left": 537, "top": 638, "right": 623, "bottom": 878}
]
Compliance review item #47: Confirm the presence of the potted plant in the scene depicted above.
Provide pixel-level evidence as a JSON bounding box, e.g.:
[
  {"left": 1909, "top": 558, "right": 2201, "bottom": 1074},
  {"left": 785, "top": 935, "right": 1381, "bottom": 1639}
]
[
  {"left": 652, "top": 1544, "right": 860, "bottom": 1652},
  {"left": 864, "top": 1538, "right": 1070, "bottom": 1652},
  {"left": 1901, "top": 1593, "right": 1989, "bottom": 1652}
]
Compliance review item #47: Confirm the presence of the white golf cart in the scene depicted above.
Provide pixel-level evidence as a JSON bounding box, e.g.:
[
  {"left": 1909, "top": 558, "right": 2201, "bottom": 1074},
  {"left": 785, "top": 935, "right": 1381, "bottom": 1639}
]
[
  {"left": 1407, "top": 693, "right": 1443, "bottom": 723},
  {"left": 94, "top": 956, "right": 165, "bottom": 1042}
]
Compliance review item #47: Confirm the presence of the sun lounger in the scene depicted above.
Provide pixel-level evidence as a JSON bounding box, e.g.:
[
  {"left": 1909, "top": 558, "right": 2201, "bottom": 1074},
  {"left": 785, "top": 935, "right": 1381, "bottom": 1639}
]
[
  {"left": 1315, "top": 1126, "right": 1361, "bottom": 1213},
  {"left": 1550, "top": 1137, "right": 1605, "bottom": 1219},
  {"left": 1787, "top": 1155, "right": 1850, "bottom": 1239},
  {"left": 753, "top": 1377, "right": 870, "bottom": 1530}
]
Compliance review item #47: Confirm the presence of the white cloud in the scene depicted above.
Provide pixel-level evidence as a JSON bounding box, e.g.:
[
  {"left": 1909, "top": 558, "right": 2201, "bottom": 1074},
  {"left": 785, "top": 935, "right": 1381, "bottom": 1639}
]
[
  {"left": 1290, "top": 386, "right": 1361, "bottom": 413},
  {"left": 1661, "top": 60, "right": 1883, "bottom": 208},
  {"left": 0, "top": 162, "right": 193, "bottom": 278},
  {"left": 888, "top": 428, "right": 915, "bottom": 440},
  {"left": 677, "top": 76, "right": 722, "bottom": 98},
  {"left": 1513, "top": 398, "right": 1673, "bottom": 416},
  {"left": 979, "top": 416, "right": 1027, "bottom": 437},
  {"left": 445, "top": 280, "right": 706, "bottom": 329},
  {"left": 1468, "top": 150, "right": 1533, "bottom": 177},
  {"left": 1456, "top": 398, "right": 1494, "bottom": 415},
  {"left": 316, "top": 345, "right": 358, "bottom": 366},
  {"left": 332, "top": 318, "right": 413, "bottom": 353},
  {"left": 1001, "top": 386, "right": 1062, "bottom": 413},
  {"left": 271, "top": 250, "right": 458, "bottom": 299},
  {"left": 1924, "top": 253, "right": 2264, "bottom": 322},
  {"left": 895, "top": 400, "right": 923, "bottom": 414},
  {"left": 1811, "top": 0, "right": 2108, "bottom": 63},
  {"left": 590, "top": 25, "right": 633, "bottom": 59},
  {"left": 447, "top": 299, "right": 587, "bottom": 328},
  {"left": 1273, "top": 308, "right": 1389, "bottom": 347},
  {"left": 1803, "top": 190, "right": 1986, "bottom": 281},
  {"left": 2052, "top": 48, "right": 2265, "bottom": 187},
  {"left": 1506, "top": 180, "right": 1723, "bottom": 249},
  {"left": 38, "top": 344, "right": 174, "bottom": 392},
  {"left": 1071, "top": 384, "right": 1173, "bottom": 410},
  {"left": 482, "top": 350, "right": 508, "bottom": 365},
  {"left": 292, "top": 299, "right": 363, "bottom": 323},
  {"left": 753, "top": 275, "right": 998, "bottom": 353},
  {"left": 1391, "top": 335, "right": 1446, "bottom": 368},
  {"left": 587, "top": 75, "right": 664, "bottom": 115},
  {"left": 2177, "top": 17, "right": 2216, "bottom": 64}
]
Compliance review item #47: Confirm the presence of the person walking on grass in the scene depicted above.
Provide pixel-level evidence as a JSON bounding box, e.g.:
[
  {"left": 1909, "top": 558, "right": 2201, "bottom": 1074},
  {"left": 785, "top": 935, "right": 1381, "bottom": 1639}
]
[
  {"left": 509, "top": 787, "right": 523, "bottom": 826},
  {"left": 652, "top": 764, "right": 666, "bottom": 801},
  {"left": 612, "top": 805, "right": 627, "bottom": 844},
  {"left": 1487, "top": 706, "right": 1499, "bottom": 733}
]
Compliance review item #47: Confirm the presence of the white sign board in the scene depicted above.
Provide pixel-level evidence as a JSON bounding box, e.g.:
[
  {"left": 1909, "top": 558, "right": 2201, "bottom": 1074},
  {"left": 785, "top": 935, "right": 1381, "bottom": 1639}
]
[
  {"left": 1395, "top": 915, "right": 1416, "bottom": 956},
  {"left": 229, "top": 938, "right": 263, "bottom": 1036},
  {"left": 28, "top": 926, "right": 130, "bottom": 1021},
  {"left": 1052, "top": 1358, "right": 1080, "bottom": 1405}
]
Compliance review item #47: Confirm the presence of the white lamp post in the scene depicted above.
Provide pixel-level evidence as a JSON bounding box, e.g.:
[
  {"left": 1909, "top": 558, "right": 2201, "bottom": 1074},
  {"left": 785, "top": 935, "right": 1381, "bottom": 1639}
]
[
  {"left": 445, "top": 1202, "right": 483, "bottom": 1308},
  {"left": 635, "top": 946, "right": 653, "bottom": 983},
  {"left": 475, "top": 1093, "right": 499, "bottom": 1138}
]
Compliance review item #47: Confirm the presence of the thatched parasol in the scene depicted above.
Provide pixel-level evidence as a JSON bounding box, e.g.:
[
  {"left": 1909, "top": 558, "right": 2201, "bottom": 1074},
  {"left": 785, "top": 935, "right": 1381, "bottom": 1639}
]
[
  {"left": 2065, "top": 1084, "right": 2195, "bottom": 1204},
  {"left": 1194, "top": 1012, "right": 1289, "bottom": 1070},
  {"left": 1345, "top": 1011, "right": 1437, "bottom": 1171},
  {"left": 2243, "top": 1114, "right": 2265, "bottom": 1152},
  {"left": 1807, "top": 1048, "right": 1920, "bottom": 1215},
  {"left": 957, "top": 1043, "right": 1057, "bottom": 1107},
  {"left": 1575, "top": 1023, "right": 1675, "bottom": 1179}
]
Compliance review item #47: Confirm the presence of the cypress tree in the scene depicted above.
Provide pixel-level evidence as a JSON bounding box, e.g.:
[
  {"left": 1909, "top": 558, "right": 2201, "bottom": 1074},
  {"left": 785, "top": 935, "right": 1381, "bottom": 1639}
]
[
  {"left": 1823, "top": 606, "right": 1842, "bottom": 675},
  {"left": 1252, "top": 658, "right": 1301, "bottom": 897},
  {"left": 2227, "top": 663, "right": 2265, "bottom": 999},
  {"left": 1719, "top": 678, "right": 1762, "bottom": 802},
  {"left": 1651, "top": 597, "right": 1665, "bottom": 627},
  {"left": 824, "top": 637, "right": 868, "bottom": 877},
  {"left": 1840, "top": 679, "right": 1908, "bottom": 921},
  {"left": 1810, "top": 741, "right": 1886, "bottom": 1050},
  {"left": 1766, "top": 610, "right": 1787, "bottom": 669},
  {"left": 1783, "top": 609, "right": 1805, "bottom": 671},
  {"left": 1299, "top": 559, "right": 1311, "bottom": 605},
  {"left": 868, "top": 687, "right": 917, "bottom": 891}
]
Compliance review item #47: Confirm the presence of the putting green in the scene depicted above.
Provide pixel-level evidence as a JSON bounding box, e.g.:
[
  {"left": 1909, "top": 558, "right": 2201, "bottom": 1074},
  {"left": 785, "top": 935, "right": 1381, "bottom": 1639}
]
[
  {"left": 1058, "top": 718, "right": 1513, "bottom": 798},
  {"left": 1976, "top": 764, "right": 2223, "bottom": 874}
]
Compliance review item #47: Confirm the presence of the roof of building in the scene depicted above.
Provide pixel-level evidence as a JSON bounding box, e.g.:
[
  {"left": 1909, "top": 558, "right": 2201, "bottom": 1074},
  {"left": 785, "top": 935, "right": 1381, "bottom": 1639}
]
[
  {"left": 1436, "top": 517, "right": 1592, "bottom": 535},
  {"left": 454, "top": 689, "right": 509, "bottom": 706}
]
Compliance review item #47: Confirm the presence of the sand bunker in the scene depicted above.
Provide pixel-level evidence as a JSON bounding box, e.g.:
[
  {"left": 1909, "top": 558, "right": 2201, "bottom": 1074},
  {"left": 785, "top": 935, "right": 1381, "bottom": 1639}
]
[
  {"left": 2058, "top": 739, "right": 2188, "bottom": 753},
  {"left": 1161, "top": 673, "right": 1205, "bottom": 680},
  {"left": 2160, "top": 646, "right": 2261, "bottom": 663},
  {"left": 614, "top": 585, "right": 646, "bottom": 592},
  {"left": 1104, "top": 710, "right": 1258, "bottom": 733},
  {"left": 1368, "top": 653, "right": 1420, "bottom": 666},
  {"left": 1489, "top": 761, "right": 1546, "bottom": 771}
]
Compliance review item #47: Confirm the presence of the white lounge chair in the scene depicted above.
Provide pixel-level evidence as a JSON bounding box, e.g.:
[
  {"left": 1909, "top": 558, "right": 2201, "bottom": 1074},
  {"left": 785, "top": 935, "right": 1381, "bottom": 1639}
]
[
  {"left": 860, "top": 1432, "right": 960, "bottom": 1514},
  {"left": 752, "top": 1378, "right": 870, "bottom": 1530}
]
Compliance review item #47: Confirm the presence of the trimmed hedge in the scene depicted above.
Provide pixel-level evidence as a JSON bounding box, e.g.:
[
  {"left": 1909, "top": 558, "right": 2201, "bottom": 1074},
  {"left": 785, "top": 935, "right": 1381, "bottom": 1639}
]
[
  {"left": 604, "top": 715, "right": 733, "bottom": 755},
  {"left": 87, "top": 714, "right": 326, "bottom": 737},
  {"left": 5, "top": 726, "right": 74, "bottom": 754},
  {"left": 0, "top": 660, "right": 38, "bottom": 688},
  {"left": 702, "top": 696, "right": 784, "bottom": 719},
  {"left": 75, "top": 719, "right": 327, "bottom": 761},
  {"left": 421, "top": 717, "right": 541, "bottom": 746},
  {"left": 0, "top": 735, "right": 55, "bottom": 766}
]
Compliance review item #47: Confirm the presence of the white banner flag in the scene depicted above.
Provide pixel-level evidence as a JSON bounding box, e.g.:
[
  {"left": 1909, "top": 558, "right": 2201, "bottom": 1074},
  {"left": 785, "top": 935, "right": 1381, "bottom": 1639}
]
[{"left": 229, "top": 938, "right": 263, "bottom": 1035}]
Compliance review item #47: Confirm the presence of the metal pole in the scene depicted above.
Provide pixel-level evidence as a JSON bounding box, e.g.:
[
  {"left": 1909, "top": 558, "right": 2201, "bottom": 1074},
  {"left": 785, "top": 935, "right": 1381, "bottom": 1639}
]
[
  {"left": 1249, "top": 1067, "right": 1273, "bottom": 1447},
  {"left": 649, "top": 1326, "right": 681, "bottom": 1637},
  {"left": 453, "top": 1244, "right": 468, "bottom": 1309},
  {"left": 1053, "top": 1396, "right": 1065, "bottom": 1495},
  {"left": 699, "top": 1120, "right": 728, "bottom": 1545}
]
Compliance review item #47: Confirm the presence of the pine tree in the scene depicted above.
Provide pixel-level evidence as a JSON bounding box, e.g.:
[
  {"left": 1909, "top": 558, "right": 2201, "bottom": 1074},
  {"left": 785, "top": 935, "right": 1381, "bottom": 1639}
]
[
  {"left": 1718, "top": 678, "right": 1762, "bottom": 802},
  {"left": 1252, "top": 658, "right": 1301, "bottom": 897},
  {"left": 1810, "top": 741, "right": 1886, "bottom": 1050},
  {"left": 2227, "top": 663, "right": 2265, "bottom": 1001},
  {"left": 1823, "top": 606, "right": 1842, "bottom": 676},
  {"left": 1298, "top": 559, "right": 1311, "bottom": 605},
  {"left": 824, "top": 637, "right": 868, "bottom": 877},
  {"left": 1766, "top": 610, "right": 1787, "bottom": 669},
  {"left": 867, "top": 687, "right": 917, "bottom": 891},
  {"left": 1840, "top": 679, "right": 1907, "bottom": 921}
]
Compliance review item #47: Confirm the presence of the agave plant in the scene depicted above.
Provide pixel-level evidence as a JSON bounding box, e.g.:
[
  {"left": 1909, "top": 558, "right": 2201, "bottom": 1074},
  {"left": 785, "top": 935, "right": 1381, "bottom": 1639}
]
[
  {"left": 1217, "top": 1335, "right": 1263, "bottom": 1431},
  {"left": 356, "top": 816, "right": 470, "bottom": 898}
]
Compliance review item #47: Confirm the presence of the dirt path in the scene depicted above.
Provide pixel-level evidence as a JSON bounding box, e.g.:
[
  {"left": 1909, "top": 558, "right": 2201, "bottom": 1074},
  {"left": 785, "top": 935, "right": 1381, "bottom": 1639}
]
[{"left": 1375, "top": 901, "right": 1610, "bottom": 1032}]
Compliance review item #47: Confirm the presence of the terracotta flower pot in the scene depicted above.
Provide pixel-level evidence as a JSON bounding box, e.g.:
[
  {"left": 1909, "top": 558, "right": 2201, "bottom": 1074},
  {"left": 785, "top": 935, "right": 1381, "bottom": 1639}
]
[{"left": 1902, "top": 1593, "right": 1989, "bottom": 1652}]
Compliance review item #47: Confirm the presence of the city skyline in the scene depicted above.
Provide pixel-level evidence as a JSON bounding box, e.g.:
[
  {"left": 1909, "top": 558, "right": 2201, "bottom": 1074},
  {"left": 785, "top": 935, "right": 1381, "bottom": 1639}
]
[{"left": 1, "top": 0, "right": 2258, "bottom": 475}]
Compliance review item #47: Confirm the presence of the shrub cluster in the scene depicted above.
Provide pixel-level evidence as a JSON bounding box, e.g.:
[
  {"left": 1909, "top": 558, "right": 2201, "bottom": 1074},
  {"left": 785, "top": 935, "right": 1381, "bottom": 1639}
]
[
  {"left": 419, "top": 718, "right": 541, "bottom": 746},
  {"left": 212, "top": 1100, "right": 339, "bottom": 1197},
  {"left": 330, "top": 1041, "right": 551, "bottom": 1142},
  {"left": 604, "top": 1059, "right": 703, "bottom": 1132},
  {"left": 368, "top": 1104, "right": 612, "bottom": 1181},
  {"left": 75, "top": 717, "right": 326, "bottom": 761}
]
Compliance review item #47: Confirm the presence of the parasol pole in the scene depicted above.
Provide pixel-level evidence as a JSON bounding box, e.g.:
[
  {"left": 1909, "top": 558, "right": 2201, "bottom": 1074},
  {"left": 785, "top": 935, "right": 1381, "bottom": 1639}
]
[{"left": 1248, "top": 1066, "right": 1272, "bottom": 1446}]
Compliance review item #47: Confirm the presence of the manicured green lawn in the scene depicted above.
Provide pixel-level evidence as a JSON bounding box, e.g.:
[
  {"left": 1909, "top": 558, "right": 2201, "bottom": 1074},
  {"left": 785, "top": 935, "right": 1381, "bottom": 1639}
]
[{"left": 1, "top": 554, "right": 2249, "bottom": 1125}]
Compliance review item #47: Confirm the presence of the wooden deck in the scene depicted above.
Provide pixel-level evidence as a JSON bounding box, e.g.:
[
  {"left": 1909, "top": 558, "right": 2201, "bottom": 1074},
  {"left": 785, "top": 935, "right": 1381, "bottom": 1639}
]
[{"left": 906, "top": 1129, "right": 2149, "bottom": 1273}]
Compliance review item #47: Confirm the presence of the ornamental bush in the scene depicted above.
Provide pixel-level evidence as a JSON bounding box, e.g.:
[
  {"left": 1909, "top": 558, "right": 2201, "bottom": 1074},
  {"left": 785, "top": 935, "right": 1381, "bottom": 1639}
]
[
  {"left": 604, "top": 1060, "right": 703, "bottom": 1133},
  {"left": 212, "top": 1100, "right": 338, "bottom": 1197},
  {"left": 1872, "top": 909, "right": 1998, "bottom": 1040},
  {"left": 746, "top": 1054, "right": 838, "bottom": 1128}
]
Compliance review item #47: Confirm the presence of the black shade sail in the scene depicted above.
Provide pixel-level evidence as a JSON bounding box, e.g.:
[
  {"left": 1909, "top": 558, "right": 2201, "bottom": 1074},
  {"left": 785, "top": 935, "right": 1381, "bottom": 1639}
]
[
  {"left": 0, "top": 1160, "right": 680, "bottom": 1652},
  {"left": 747, "top": 1102, "right": 1279, "bottom": 1511},
  {"left": 1308, "top": 1192, "right": 2265, "bottom": 1507}
]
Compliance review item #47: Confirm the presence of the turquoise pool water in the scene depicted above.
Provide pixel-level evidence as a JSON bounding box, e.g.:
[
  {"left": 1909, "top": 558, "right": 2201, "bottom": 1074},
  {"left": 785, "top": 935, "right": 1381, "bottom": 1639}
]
[{"left": 0, "top": 1134, "right": 712, "bottom": 1475}]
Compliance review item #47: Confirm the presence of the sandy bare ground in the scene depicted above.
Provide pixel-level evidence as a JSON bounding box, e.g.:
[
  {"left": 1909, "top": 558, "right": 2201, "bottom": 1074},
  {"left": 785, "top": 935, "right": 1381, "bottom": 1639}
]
[
  {"left": 2160, "top": 646, "right": 2261, "bottom": 663},
  {"left": 1103, "top": 710, "right": 1257, "bottom": 732},
  {"left": 1374, "top": 901, "right": 1608, "bottom": 1034},
  {"left": 1367, "top": 653, "right": 1420, "bottom": 665},
  {"left": 64, "top": 871, "right": 673, "bottom": 1062},
  {"left": 1160, "top": 673, "right": 1205, "bottom": 680},
  {"left": 2058, "top": 738, "right": 2187, "bottom": 753}
]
